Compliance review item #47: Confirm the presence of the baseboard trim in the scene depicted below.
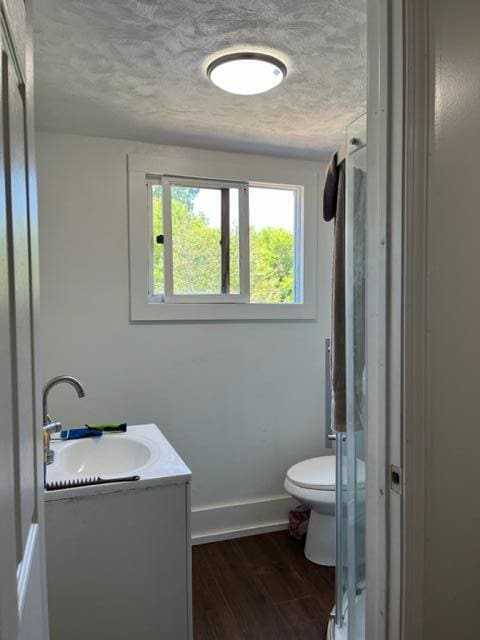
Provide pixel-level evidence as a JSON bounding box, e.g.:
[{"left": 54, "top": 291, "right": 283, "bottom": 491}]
[
  {"left": 191, "top": 493, "right": 296, "bottom": 545},
  {"left": 192, "top": 521, "right": 289, "bottom": 545}
]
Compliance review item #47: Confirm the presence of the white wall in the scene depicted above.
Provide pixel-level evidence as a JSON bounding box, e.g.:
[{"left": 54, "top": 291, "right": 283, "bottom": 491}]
[
  {"left": 423, "top": 2, "right": 480, "bottom": 638},
  {"left": 36, "top": 132, "right": 332, "bottom": 540}
]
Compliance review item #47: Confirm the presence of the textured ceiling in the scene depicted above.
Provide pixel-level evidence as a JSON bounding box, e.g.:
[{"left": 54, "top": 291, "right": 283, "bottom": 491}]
[{"left": 33, "top": 0, "right": 367, "bottom": 159}]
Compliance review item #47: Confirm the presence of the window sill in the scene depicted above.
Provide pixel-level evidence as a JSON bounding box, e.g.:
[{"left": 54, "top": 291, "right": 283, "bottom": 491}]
[{"left": 130, "top": 299, "right": 317, "bottom": 322}]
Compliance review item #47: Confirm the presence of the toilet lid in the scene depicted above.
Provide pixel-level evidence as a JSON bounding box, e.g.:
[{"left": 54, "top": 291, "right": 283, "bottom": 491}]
[{"left": 287, "top": 456, "right": 336, "bottom": 491}]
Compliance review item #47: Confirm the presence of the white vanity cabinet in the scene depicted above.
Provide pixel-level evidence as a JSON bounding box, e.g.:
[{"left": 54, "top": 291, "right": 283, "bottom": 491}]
[{"left": 45, "top": 425, "right": 192, "bottom": 640}]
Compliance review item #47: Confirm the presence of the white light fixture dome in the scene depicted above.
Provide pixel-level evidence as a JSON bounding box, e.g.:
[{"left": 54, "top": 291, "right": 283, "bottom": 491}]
[{"left": 207, "top": 52, "right": 287, "bottom": 96}]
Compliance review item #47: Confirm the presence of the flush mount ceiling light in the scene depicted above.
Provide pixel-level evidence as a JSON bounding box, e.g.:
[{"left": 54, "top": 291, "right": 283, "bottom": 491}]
[{"left": 207, "top": 52, "right": 287, "bottom": 96}]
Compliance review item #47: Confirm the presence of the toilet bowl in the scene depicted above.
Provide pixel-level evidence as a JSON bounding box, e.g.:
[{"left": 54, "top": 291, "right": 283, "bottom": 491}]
[{"left": 284, "top": 455, "right": 336, "bottom": 566}]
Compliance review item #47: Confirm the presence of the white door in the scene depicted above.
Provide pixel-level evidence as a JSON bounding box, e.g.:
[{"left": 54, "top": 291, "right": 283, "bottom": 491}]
[{"left": 0, "top": 1, "right": 49, "bottom": 638}]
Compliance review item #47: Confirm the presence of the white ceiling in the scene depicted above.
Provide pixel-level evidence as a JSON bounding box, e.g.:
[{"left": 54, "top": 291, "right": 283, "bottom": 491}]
[{"left": 33, "top": 0, "right": 367, "bottom": 160}]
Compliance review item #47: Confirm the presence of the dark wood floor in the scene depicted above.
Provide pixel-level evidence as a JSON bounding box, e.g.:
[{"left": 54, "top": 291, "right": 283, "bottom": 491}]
[{"left": 193, "top": 531, "right": 335, "bottom": 640}]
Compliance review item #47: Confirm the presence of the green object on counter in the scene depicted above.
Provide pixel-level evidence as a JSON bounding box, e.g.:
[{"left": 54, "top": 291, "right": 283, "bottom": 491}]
[{"left": 85, "top": 423, "right": 127, "bottom": 432}]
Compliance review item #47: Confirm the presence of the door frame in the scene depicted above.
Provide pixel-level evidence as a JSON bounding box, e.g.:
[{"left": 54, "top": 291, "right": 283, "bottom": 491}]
[
  {"left": 400, "top": 2, "right": 430, "bottom": 639},
  {"left": 366, "top": 1, "right": 430, "bottom": 639}
]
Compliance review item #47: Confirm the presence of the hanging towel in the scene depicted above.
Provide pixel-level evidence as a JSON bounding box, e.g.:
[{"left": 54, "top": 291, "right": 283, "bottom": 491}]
[
  {"left": 353, "top": 166, "right": 367, "bottom": 433},
  {"left": 323, "top": 152, "right": 341, "bottom": 221},
  {"left": 324, "top": 153, "right": 346, "bottom": 432}
]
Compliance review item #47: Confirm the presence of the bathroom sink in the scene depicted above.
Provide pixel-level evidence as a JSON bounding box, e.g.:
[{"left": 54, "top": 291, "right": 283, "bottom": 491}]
[
  {"left": 57, "top": 435, "right": 153, "bottom": 476},
  {"left": 46, "top": 424, "right": 191, "bottom": 493}
]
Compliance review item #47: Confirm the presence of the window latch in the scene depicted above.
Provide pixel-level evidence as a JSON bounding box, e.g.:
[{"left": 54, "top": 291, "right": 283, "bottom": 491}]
[{"left": 156, "top": 234, "right": 164, "bottom": 244}]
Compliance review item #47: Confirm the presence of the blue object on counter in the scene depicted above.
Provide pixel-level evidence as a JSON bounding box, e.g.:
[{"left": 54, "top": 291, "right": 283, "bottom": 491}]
[{"left": 60, "top": 427, "right": 103, "bottom": 440}]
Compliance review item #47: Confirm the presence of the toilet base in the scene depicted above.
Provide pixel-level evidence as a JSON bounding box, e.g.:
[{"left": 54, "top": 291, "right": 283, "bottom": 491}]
[{"left": 304, "top": 510, "right": 336, "bottom": 566}]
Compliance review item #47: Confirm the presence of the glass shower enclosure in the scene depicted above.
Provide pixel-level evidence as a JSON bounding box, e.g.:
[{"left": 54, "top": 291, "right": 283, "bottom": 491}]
[{"left": 330, "top": 113, "right": 367, "bottom": 640}]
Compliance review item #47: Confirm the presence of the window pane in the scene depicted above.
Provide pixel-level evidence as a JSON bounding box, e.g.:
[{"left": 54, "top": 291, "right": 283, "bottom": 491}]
[
  {"left": 171, "top": 185, "right": 222, "bottom": 295},
  {"left": 249, "top": 186, "right": 297, "bottom": 303},
  {"left": 152, "top": 184, "right": 164, "bottom": 295}
]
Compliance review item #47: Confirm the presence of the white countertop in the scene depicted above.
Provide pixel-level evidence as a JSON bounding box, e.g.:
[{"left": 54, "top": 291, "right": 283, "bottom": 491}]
[{"left": 45, "top": 424, "right": 192, "bottom": 501}]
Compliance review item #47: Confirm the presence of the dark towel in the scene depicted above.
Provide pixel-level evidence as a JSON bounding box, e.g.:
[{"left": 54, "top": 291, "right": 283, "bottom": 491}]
[
  {"left": 323, "top": 152, "right": 341, "bottom": 221},
  {"left": 326, "top": 155, "right": 346, "bottom": 432}
]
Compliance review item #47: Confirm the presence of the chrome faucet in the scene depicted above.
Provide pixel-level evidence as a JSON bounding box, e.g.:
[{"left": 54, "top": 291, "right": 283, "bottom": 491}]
[
  {"left": 43, "top": 420, "right": 62, "bottom": 465},
  {"left": 42, "top": 375, "right": 86, "bottom": 465}
]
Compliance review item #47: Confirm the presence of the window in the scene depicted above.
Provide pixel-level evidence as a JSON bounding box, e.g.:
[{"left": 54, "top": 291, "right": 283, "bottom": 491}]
[
  {"left": 150, "top": 178, "right": 247, "bottom": 302},
  {"left": 149, "top": 177, "right": 301, "bottom": 305},
  {"left": 249, "top": 185, "right": 300, "bottom": 304},
  {"left": 128, "top": 152, "right": 318, "bottom": 320}
]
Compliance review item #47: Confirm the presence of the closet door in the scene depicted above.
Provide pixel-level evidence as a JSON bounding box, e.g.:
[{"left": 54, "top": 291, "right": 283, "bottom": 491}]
[{"left": 0, "top": 2, "right": 49, "bottom": 638}]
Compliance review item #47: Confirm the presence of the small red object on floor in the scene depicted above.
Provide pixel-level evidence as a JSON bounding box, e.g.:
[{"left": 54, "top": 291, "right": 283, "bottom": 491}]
[{"left": 288, "top": 504, "right": 310, "bottom": 540}]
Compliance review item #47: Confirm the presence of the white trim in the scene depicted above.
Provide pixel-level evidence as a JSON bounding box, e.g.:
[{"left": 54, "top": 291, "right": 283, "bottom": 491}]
[
  {"left": 367, "top": 2, "right": 427, "bottom": 640},
  {"left": 192, "top": 522, "right": 289, "bottom": 546},
  {"left": 129, "top": 150, "right": 320, "bottom": 185},
  {"left": 164, "top": 176, "right": 247, "bottom": 189},
  {"left": 131, "top": 300, "right": 317, "bottom": 321},
  {"left": 146, "top": 177, "right": 159, "bottom": 300},
  {"left": 191, "top": 493, "right": 296, "bottom": 542},
  {"left": 238, "top": 182, "right": 250, "bottom": 299},
  {"left": 162, "top": 175, "right": 173, "bottom": 298},
  {"left": 162, "top": 294, "right": 249, "bottom": 304},
  {"left": 386, "top": 0, "right": 407, "bottom": 637},
  {"left": 128, "top": 150, "right": 319, "bottom": 321},
  {"left": 293, "top": 187, "right": 304, "bottom": 303},
  {"left": 366, "top": 0, "right": 391, "bottom": 638},
  {"left": 128, "top": 164, "right": 151, "bottom": 314}
]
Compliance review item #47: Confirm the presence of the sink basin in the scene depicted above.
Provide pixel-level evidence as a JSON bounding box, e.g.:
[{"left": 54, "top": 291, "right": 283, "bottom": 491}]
[
  {"left": 46, "top": 425, "right": 191, "bottom": 494},
  {"left": 57, "top": 436, "right": 153, "bottom": 476}
]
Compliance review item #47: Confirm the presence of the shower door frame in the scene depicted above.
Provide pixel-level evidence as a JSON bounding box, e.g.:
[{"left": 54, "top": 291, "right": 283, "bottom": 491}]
[
  {"left": 366, "top": 1, "right": 430, "bottom": 640},
  {"left": 365, "top": 0, "right": 400, "bottom": 637}
]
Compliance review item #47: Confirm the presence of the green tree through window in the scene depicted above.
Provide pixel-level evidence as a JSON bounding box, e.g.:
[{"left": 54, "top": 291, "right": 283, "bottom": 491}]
[{"left": 152, "top": 185, "right": 295, "bottom": 302}]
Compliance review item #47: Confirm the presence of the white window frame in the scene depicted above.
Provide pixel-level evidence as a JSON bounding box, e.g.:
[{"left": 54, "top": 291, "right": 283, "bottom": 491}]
[{"left": 128, "top": 151, "right": 319, "bottom": 321}]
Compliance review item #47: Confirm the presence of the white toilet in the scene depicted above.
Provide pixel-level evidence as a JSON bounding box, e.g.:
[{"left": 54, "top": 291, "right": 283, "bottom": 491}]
[{"left": 284, "top": 455, "right": 336, "bottom": 566}]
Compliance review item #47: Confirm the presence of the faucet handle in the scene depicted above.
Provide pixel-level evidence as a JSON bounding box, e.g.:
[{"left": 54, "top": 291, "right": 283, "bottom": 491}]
[{"left": 43, "top": 421, "right": 62, "bottom": 434}]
